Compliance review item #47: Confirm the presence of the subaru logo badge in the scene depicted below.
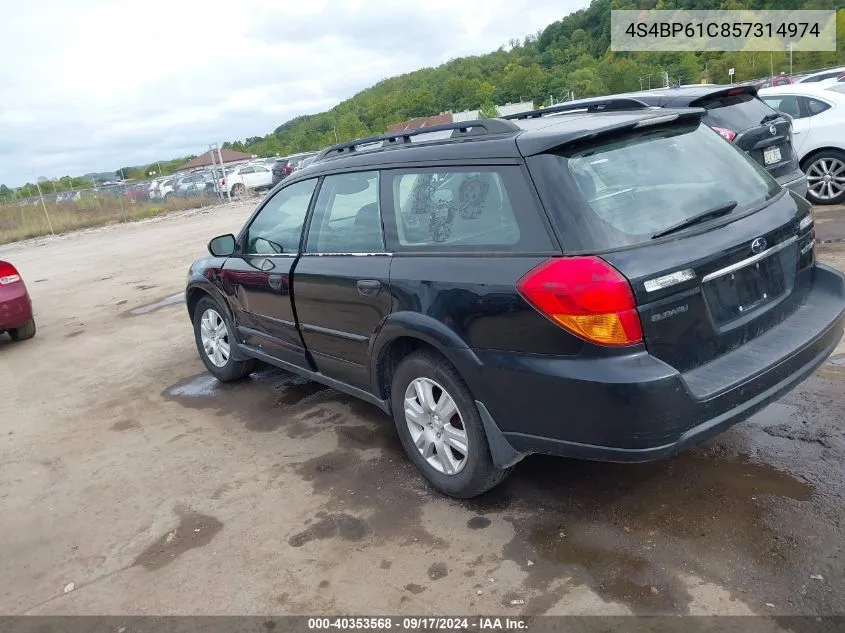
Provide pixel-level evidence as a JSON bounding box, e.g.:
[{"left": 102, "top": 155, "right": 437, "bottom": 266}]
[
  {"left": 751, "top": 237, "right": 767, "bottom": 254},
  {"left": 769, "top": 124, "right": 777, "bottom": 135}
]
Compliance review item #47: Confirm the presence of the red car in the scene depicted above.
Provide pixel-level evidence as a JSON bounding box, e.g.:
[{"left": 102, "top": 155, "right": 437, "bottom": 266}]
[{"left": 0, "top": 260, "right": 36, "bottom": 341}]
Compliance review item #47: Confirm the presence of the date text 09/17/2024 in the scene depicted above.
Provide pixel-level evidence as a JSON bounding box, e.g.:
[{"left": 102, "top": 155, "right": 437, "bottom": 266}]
[{"left": 307, "top": 617, "right": 529, "bottom": 630}]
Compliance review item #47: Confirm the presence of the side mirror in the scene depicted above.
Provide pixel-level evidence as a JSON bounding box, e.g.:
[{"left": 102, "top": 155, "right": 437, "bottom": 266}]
[{"left": 208, "top": 234, "right": 236, "bottom": 257}]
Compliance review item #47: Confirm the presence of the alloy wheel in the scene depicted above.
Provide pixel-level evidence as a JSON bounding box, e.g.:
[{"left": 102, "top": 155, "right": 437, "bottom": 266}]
[
  {"left": 200, "top": 308, "right": 230, "bottom": 368},
  {"left": 404, "top": 377, "right": 468, "bottom": 475},
  {"left": 807, "top": 157, "right": 845, "bottom": 201}
]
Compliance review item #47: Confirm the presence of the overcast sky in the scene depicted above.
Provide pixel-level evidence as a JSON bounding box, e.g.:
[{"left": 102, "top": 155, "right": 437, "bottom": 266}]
[{"left": 0, "top": 0, "right": 588, "bottom": 187}]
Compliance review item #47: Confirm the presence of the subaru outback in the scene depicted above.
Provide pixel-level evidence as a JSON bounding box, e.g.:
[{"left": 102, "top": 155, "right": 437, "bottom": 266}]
[{"left": 185, "top": 99, "right": 845, "bottom": 498}]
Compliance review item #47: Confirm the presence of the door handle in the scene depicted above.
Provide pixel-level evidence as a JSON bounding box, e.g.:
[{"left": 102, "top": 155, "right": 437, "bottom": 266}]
[{"left": 356, "top": 279, "right": 381, "bottom": 297}]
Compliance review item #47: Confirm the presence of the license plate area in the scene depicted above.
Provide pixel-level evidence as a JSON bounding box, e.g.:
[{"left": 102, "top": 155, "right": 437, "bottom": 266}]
[
  {"left": 763, "top": 145, "right": 782, "bottom": 165},
  {"left": 704, "top": 255, "right": 785, "bottom": 325}
]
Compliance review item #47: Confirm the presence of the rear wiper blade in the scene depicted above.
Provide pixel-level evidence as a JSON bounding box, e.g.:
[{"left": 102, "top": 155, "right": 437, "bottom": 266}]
[
  {"left": 760, "top": 112, "right": 781, "bottom": 124},
  {"left": 651, "top": 201, "right": 738, "bottom": 239}
]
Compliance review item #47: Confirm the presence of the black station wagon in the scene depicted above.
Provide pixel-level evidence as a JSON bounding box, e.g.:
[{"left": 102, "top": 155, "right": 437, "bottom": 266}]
[{"left": 185, "top": 99, "right": 845, "bottom": 498}]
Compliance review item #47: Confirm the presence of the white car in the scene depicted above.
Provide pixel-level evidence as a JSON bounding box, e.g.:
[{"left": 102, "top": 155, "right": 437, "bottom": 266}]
[
  {"left": 759, "top": 83, "right": 845, "bottom": 205},
  {"left": 149, "top": 177, "right": 177, "bottom": 200},
  {"left": 794, "top": 66, "right": 845, "bottom": 87},
  {"left": 218, "top": 164, "right": 273, "bottom": 196}
]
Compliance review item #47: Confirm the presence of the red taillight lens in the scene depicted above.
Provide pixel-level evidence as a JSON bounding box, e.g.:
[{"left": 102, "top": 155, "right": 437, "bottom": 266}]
[
  {"left": 0, "top": 261, "right": 21, "bottom": 285},
  {"left": 220, "top": 178, "right": 226, "bottom": 186},
  {"left": 712, "top": 126, "right": 737, "bottom": 142},
  {"left": 517, "top": 257, "right": 642, "bottom": 347}
]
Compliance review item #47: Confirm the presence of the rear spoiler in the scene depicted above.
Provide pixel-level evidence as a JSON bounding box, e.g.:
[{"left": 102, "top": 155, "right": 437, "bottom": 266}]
[
  {"left": 688, "top": 85, "right": 758, "bottom": 106},
  {"left": 516, "top": 108, "right": 706, "bottom": 156}
]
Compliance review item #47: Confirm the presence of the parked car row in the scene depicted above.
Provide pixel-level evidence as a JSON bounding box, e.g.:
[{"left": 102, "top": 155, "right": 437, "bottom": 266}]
[
  {"left": 758, "top": 82, "right": 845, "bottom": 205},
  {"left": 584, "top": 81, "right": 845, "bottom": 206}
]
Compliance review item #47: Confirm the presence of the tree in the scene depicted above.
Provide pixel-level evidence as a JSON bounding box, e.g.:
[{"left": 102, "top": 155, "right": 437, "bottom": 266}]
[{"left": 478, "top": 101, "right": 499, "bottom": 118}]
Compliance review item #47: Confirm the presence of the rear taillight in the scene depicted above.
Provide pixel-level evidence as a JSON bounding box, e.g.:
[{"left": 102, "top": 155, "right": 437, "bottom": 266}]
[
  {"left": 220, "top": 178, "right": 226, "bottom": 186},
  {"left": 0, "top": 261, "right": 22, "bottom": 285},
  {"left": 517, "top": 257, "right": 643, "bottom": 347},
  {"left": 712, "top": 127, "right": 737, "bottom": 142}
]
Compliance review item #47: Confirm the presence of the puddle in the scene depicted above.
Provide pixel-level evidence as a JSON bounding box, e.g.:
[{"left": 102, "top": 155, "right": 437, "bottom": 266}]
[
  {"left": 134, "top": 508, "right": 222, "bottom": 571},
  {"left": 827, "top": 353, "right": 845, "bottom": 367},
  {"left": 126, "top": 293, "right": 184, "bottom": 316},
  {"left": 288, "top": 512, "right": 368, "bottom": 547}
]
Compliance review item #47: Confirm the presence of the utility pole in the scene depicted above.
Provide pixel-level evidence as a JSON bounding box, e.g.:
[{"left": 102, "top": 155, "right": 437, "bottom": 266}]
[
  {"left": 33, "top": 175, "right": 54, "bottom": 235},
  {"left": 211, "top": 143, "right": 231, "bottom": 203}
]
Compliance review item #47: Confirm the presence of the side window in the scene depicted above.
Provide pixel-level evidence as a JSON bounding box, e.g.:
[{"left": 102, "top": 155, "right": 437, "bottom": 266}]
[
  {"left": 762, "top": 95, "right": 803, "bottom": 119},
  {"left": 305, "top": 171, "right": 383, "bottom": 254},
  {"left": 805, "top": 97, "right": 831, "bottom": 116},
  {"left": 240, "top": 166, "right": 254, "bottom": 174},
  {"left": 385, "top": 167, "right": 552, "bottom": 252},
  {"left": 245, "top": 179, "right": 317, "bottom": 255}
]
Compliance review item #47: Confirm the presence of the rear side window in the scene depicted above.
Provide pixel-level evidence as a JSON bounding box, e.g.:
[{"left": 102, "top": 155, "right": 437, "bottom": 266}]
[
  {"left": 696, "top": 93, "right": 777, "bottom": 131},
  {"left": 806, "top": 98, "right": 831, "bottom": 116},
  {"left": 384, "top": 167, "right": 553, "bottom": 252},
  {"left": 760, "top": 95, "right": 802, "bottom": 119},
  {"left": 529, "top": 121, "right": 780, "bottom": 251}
]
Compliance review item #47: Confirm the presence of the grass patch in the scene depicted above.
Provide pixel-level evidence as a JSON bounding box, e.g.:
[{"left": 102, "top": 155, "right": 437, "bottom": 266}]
[{"left": 0, "top": 195, "right": 216, "bottom": 244}]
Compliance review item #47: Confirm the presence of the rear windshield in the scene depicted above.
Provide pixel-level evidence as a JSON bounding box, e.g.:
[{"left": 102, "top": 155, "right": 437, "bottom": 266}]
[
  {"left": 529, "top": 121, "right": 780, "bottom": 251},
  {"left": 695, "top": 92, "right": 777, "bottom": 131}
]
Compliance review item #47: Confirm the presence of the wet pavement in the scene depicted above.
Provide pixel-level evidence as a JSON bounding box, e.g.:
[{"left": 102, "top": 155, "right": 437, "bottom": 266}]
[{"left": 161, "top": 359, "right": 845, "bottom": 615}]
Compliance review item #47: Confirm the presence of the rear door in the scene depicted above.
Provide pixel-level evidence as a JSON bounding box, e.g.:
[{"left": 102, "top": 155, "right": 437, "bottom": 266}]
[
  {"left": 293, "top": 170, "right": 391, "bottom": 390},
  {"left": 527, "top": 119, "right": 813, "bottom": 378},
  {"left": 222, "top": 178, "right": 318, "bottom": 367},
  {"left": 683, "top": 88, "right": 797, "bottom": 182}
]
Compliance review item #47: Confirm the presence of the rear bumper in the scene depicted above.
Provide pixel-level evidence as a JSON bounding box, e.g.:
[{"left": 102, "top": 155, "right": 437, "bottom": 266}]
[
  {"left": 0, "top": 284, "right": 33, "bottom": 330},
  {"left": 777, "top": 168, "right": 809, "bottom": 198},
  {"left": 474, "top": 264, "right": 845, "bottom": 463}
]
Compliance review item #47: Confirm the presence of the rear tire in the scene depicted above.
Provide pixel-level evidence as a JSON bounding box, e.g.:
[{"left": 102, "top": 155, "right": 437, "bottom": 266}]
[
  {"left": 390, "top": 350, "right": 510, "bottom": 498},
  {"left": 192, "top": 296, "right": 255, "bottom": 381},
  {"left": 231, "top": 183, "right": 246, "bottom": 198},
  {"left": 9, "top": 319, "right": 36, "bottom": 341},
  {"left": 803, "top": 149, "right": 845, "bottom": 205}
]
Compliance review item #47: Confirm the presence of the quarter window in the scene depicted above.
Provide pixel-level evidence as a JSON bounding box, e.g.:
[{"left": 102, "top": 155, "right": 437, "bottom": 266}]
[
  {"left": 245, "top": 179, "right": 317, "bottom": 255},
  {"left": 306, "top": 171, "right": 383, "bottom": 254},
  {"left": 385, "top": 167, "right": 552, "bottom": 251},
  {"left": 805, "top": 97, "right": 831, "bottom": 116}
]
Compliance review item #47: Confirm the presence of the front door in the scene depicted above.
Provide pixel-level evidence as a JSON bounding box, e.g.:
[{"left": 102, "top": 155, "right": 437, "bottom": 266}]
[
  {"left": 293, "top": 170, "right": 391, "bottom": 390},
  {"left": 222, "top": 178, "right": 318, "bottom": 367}
]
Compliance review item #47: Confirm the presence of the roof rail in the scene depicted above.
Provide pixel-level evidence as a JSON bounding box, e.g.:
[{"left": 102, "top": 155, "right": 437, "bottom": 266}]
[
  {"left": 501, "top": 97, "right": 652, "bottom": 120},
  {"left": 314, "top": 119, "right": 520, "bottom": 161}
]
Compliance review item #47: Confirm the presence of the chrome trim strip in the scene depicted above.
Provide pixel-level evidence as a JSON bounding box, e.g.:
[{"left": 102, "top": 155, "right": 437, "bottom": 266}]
[{"left": 701, "top": 236, "right": 798, "bottom": 283}]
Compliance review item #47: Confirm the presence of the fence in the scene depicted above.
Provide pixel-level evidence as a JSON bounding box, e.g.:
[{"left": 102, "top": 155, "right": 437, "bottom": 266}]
[{"left": 0, "top": 186, "right": 221, "bottom": 245}]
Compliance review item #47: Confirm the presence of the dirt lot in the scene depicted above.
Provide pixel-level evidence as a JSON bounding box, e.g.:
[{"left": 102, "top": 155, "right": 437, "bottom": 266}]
[{"left": 1, "top": 202, "right": 845, "bottom": 616}]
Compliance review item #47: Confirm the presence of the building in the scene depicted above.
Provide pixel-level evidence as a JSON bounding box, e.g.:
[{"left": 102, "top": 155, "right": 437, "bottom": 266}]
[
  {"left": 388, "top": 102, "right": 535, "bottom": 132},
  {"left": 386, "top": 113, "right": 454, "bottom": 133},
  {"left": 452, "top": 102, "right": 535, "bottom": 122},
  {"left": 178, "top": 149, "right": 256, "bottom": 172}
]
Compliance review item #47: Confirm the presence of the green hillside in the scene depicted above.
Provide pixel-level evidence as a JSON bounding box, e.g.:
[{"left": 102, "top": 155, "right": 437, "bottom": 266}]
[{"left": 225, "top": 0, "right": 844, "bottom": 158}]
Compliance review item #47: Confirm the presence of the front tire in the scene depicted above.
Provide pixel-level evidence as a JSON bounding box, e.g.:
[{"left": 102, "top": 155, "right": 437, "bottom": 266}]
[
  {"left": 9, "top": 319, "right": 36, "bottom": 341},
  {"left": 192, "top": 297, "right": 255, "bottom": 381},
  {"left": 390, "top": 350, "right": 510, "bottom": 498},
  {"left": 804, "top": 149, "right": 845, "bottom": 205}
]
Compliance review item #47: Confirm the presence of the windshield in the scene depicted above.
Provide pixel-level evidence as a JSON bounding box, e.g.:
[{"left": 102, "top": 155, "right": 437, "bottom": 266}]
[{"left": 531, "top": 121, "right": 780, "bottom": 251}]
